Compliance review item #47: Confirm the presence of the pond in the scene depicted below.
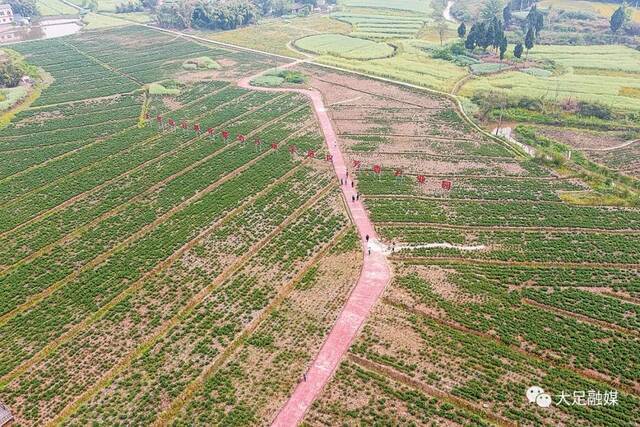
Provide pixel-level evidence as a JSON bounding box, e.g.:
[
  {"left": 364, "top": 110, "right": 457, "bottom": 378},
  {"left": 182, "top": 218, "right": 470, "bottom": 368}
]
[{"left": 0, "top": 18, "right": 82, "bottom": 44}]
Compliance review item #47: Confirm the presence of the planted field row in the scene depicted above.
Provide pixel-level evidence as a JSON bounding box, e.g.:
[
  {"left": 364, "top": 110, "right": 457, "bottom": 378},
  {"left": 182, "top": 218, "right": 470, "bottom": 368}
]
[
  {"left": 0, "top": 89, "right": 279, "bottom": 232},
  {"left": 61, "top": 192, "right": 347, "bottom": 426},
  {"left": 380, "top": 226, "right": 640, "bottom": 264},
  {"left": 0, "top": 96, "right": 311, "bottom": 320},
  {"left": 522, "top": 288, "right": 640, "bottom": 332},
  {"left": 304, "top": 359, "right": 489, "bottom": 426},
  {"left": 367, "top": 198, "right": 640, "bottom": 229},
  {"left": 0, "top": 95, "right": 308, "bottom": 270},
  {"left": 358, "top": 172, "right": 583, "bottom": 201},
  {"left": 171, "top": 233, "right": 361, "bottom": 425},
  {"left": 395, "top": 269, "right": 640, "bottom": 388},
  {"left": 414, "top": 261, "right": 640, "bottom": 299},
  {"left": 0, "top": 94, "right": 142, "bottom": 137},
  {"left": 0, "top": 141, "right": 319, "bottom": 380},
  {"left": 0, "top": 165, "right": 333, "bottom": 425},
  {"left": 349, "top": 301, "right": 640, "bottom": 426},
  {"left": 0, "top": 119, "right": 136, "bottom": 152}
]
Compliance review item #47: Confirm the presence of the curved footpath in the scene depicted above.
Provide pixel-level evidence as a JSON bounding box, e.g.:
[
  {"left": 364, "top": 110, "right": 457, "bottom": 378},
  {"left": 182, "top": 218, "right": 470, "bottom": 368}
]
[{"left": 238, "top": 67, "right": 392, "bottom": 426}]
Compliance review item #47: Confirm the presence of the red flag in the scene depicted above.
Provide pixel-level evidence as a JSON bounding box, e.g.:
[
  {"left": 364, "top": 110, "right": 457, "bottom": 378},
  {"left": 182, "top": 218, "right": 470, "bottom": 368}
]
[
  {"left": 222, "top": 130, "right": 230, "bottom": 140},
  {"left": 289, "top": 145, "right": 297, "bottom": 154},
  {"left": 237, "top": 134, "right": 246, "bottom": 142},
  {"left": 255, "top": 139, "right": 262, "bottom": 146},
  {"left": 373, "top": 164, "right": 381, "bottom": 174},
  {"left": 180, "top": 121, "right": 187, "bottom": 129},
  {"left": 271, "top": 143, "right": 278, "bottom": 150},
  {"left": 144, "top": 112, "right": 150, "bottom": 120},
  {"left": 353, "top": 160, "right": 361, "bottom": 169},
  {"left": 207, "top": 127, "right": 214, "bottom": 136},
  {"left": 441, "top": 180, "right": 452, "bottom": 190},
  {"left": 168, "top": 119, "right": 175, "bottom": 127},
  {"left": 193, "top": 123, "right": 201, "bottom": 133},
  {"left": 156, "top": 115, "right": 162, "bottom": 122},
  {"left": 307, "top": 150, "right": 315, "bottom": 158},
  {"left": 325, "top": 154, "right": 333, "bottom": 162},
  {"left": 394, "top": 169, "right": 402, "bottom": 177},
  {"left": 417, "top": 175, "right": 426, "bottom": 183}
]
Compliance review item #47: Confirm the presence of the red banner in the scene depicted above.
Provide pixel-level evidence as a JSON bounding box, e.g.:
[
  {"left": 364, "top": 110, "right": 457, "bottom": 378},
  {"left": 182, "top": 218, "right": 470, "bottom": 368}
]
[
  {"left": 307, "top": 150, "right": 315, "bottom": 158},
  {"left": 237, "top": 134, "right": 246, "bottom": 142},
  {"left": 180, "top": 121, "right": 187, "bottom": 129},
  {"left": 289, "top": 145, "right": 297, "bottom": 154},
  {"left": 417, "top": 175, "right": 426, "bottom": 183},
  {"left": 394, "top": 169, "right": 402, "bottom": 177},
  {"left": 325, "top": 154, "right": 333, "bottom": 162},
  {"left": 373, "top": 164, "right": 381, "bottom": 174},
  {"left": 255, "top": 138, "right": 262, "bottom": 146},
  {"left": 353, "top": 160, "right": 361, "bottom": 169},
  {"left": 222, "top": 130, "right": 230, "bottom": 140},
  {"left": 156, "top": 115, "right": 162, "bottom": 122},
  {"left": 168, "top": 119, "right": 175, "bottom": 127},
  {"left": 441, "top": 180, "right": 452, "bottom": 190},
  {"left": 271, "top": 143, "right": 278, "bottom": 150},
  {"left": 194, "top": 123, "right": 201, "bottom": 133},
  {"left": 207, "top": 127, "right": 214, "bottom": 135}
]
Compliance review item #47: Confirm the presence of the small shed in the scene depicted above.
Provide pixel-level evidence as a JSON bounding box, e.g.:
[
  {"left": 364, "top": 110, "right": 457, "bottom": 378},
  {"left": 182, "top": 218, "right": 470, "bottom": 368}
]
[
  {"left": 290, "top": 3, "right": 306, "bottom": 14},
  {"left": 0, "top": 402, "right": 13, "bottom": 427}
]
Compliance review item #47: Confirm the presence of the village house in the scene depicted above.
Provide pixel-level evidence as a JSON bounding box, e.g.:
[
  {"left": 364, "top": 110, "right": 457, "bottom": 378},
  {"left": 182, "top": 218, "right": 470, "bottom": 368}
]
[{"left": 0, "top": 4, "right": 14, "bottom": 25}]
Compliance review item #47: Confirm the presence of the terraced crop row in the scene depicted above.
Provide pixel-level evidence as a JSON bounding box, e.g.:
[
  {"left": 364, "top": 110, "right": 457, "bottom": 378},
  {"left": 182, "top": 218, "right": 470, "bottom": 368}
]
[
  {"left": 0, "top": 95, "right": 310, "bottom": 321},
  {"left": 395, "top": 270, "right": 640, "bottom": 387},
  {"left": 0, "top": 165, "right": 333, "bottom": 425},
  {"left": 358, "top": 172, "right": 583, "bottom": 201},
  {"left": 381, "top": 226, "right": 640, "bottom": 264},
  {"left": 349, "top": 301, "right": 640, "bottom": 426},
  {"left": 60, "top": 192, "right": 347, "bottom": 426},
  {"left": 367, "top": 198, "right": 640, "bottom": 229},
  {"left": 0, "top": 88, "right": 278, "bottom": 232}
]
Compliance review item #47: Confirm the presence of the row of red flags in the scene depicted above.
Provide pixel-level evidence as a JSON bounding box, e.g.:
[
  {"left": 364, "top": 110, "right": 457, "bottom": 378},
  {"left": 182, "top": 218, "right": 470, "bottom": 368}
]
[{"left": 146, "top": 114, "right": 452, "bottom": 190}]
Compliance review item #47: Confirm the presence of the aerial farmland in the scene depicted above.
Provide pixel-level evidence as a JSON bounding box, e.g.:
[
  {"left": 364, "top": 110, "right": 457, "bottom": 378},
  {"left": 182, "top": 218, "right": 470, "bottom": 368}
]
[{"left": 0, "top": 0, "right": 638, "bottom": 425}]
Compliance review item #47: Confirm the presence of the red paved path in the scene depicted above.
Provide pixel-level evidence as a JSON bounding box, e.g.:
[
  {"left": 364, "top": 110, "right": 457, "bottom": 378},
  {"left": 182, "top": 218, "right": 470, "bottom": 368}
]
[{"left": 238, "top": 69, "right": 392, "bottom": 426}]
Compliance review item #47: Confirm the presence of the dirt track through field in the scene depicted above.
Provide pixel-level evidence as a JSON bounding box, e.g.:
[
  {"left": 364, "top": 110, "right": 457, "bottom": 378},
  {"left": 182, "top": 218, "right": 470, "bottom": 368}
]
[{"left": 239, "top": 65, "right": 393, "bottom": 426}]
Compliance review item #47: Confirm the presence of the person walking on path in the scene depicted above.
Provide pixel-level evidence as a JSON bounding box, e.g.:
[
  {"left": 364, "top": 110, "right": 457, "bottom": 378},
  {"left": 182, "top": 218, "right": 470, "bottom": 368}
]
[
  {"left": 352, "top": 195, "right": 355, "bottom": 202},
  {"left": 365, "top": 234, "right": 369, "bottom": 242}
]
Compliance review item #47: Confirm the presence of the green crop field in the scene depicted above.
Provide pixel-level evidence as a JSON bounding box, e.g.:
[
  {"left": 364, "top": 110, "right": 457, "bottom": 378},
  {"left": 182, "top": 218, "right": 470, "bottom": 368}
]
[
  {"left": 294, "top": 33, "right": 395, "bottom": 59},
  {"left": 1, "top": 13, "right": 639, "bottom": 427},
  {"left": 0, "top": 25, "right": 363, "bottom": 426}
]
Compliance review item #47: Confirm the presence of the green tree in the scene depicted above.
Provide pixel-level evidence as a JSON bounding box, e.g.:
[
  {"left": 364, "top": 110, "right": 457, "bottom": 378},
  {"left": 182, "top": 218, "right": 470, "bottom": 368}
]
[
  {"left": 499, "top": 35, "right": 508, "bottom": 60},
  {"left": 610, "top": 6, "right": 626, "bottom": 33},
  {"left": 527, "top": 5, "right": 544, "bottom": 38},
  {"left": 502, "top": 4, "right": 512, "bottom": 27},
  {"left": 524, "top": 26, "right": 534, "bottom": 58},
  {"left": 457, "top": 22, "right": 466, "bottom": 38},
  {"left": 464, "top": 24, "right": 477, "bottom": 49},
  {"left": 513, "top": 41, "right": 523, "bottom": 59},
  {"left": 0, "top": 62, "right": 23, "bottom": 88},
  {"left": 480, "top": 0, "right": 503, "bottom": 21},
  {"left": 7, "top": 0, "right": 39, "bottom": 17}
]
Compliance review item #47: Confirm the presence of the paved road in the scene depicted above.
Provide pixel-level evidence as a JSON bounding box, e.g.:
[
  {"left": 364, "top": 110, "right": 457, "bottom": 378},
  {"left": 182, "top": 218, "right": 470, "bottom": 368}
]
[{"left": 238, "top": 67, "right": 392, "bottom": 426}]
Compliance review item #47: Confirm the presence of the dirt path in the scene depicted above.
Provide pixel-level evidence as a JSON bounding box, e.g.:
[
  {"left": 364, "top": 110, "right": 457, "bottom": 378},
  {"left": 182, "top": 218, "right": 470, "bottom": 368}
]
[
  {"left": 443, "top": 0, "right": 457, "bottom": 23},
  {"left": 238, "top": 65, "right": 392, "bottom": 426},
  {"left": 583, "top": 138, "right": 639, "bottom": 152}
]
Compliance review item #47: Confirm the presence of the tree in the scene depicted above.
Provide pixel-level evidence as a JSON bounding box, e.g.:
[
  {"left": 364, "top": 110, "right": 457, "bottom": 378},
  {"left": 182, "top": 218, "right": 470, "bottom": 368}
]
[
  {"left": 437, "top": 18, "right": 448, "bottom": 46},
  {"left": 480, "top": 0, "right": 503, "bottom": 21},
  {"left": 610, "top": 6, "right": 626, "bottom": 33},
  {"left": 526, "top": 5, "right": 544, "bottom": 38},
  {"left": 513, "top": 41, "right": 523, "bottom": 59},
  {"left": 7, "top": 0, "right": 39, "bottom": 17},
  {"left": 502, "top": 4, "right": 512, "bottom": 27},
  {"left": 499, "top": 35, "right": 508, "bottom": 60},
  {"left": 457, "top": 22, "right": 466, "bottom": 38},
  {"left": 464, "top": 25, "right": 477, "bottom": 50},
  {"left": 0, "top": 62, "right": 23, "bottom": 88},
  {"left": 524, "top": 26, "right": 534, "bottom": 58}
]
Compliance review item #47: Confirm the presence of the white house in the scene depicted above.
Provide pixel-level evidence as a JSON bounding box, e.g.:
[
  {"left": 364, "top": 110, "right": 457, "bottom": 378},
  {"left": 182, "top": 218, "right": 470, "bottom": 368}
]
[
  {"left": 0, "top": 4, "right": 14, "bottom": 25},
  {"left": 0, "top": 402, "right": 13, "bottom": 427}
]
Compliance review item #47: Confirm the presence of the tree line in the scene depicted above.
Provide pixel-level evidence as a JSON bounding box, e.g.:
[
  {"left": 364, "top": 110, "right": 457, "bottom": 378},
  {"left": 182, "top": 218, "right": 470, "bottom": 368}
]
[{"left": 457, "top": 3, "right": 544, "bottom": 60}]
